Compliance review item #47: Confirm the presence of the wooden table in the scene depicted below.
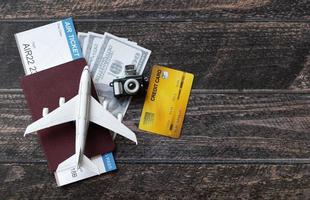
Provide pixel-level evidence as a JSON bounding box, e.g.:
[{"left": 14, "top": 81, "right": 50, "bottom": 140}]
[{"left": 1, "top": 1, "right": 310, "bottom": 199}]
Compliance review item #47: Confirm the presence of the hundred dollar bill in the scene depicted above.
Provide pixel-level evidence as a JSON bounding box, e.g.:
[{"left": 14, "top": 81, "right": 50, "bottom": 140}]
[
  {"left": 91, "top": 33, "right": 151, "bottom": 116},
  {"left": 77, "top": 32, "right": 87, "bottom": 49},
  {"left": 82, "top": 34, "right": 88, "bottom": 55},
  {"left": 83, "top": 32, "right": 137, "bottom": 65},
  {"left": 87, "top": 32, "right": 106, "bottom": 65},
  {"left": 82, "top": 32, "right": 105, "bottom": 64},
  {"left": 86, "top": 32, "right": 137, "bottom": 67}
]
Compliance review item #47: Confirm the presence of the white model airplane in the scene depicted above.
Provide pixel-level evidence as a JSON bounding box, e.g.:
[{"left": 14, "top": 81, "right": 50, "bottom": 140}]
[{"left": 24, "top": 66, "right": 137, "bottom": 174}]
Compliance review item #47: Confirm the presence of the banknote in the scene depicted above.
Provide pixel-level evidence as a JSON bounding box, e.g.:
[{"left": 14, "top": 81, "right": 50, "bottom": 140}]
[
  {"left": 81, "top": 31, "right": 138, "bottom": 64},
  {"left": 85, "top": 32, "right": 137, "bottom": 66},
  {"left": 82, "top": 32, "right": 106, "bottom": 65},
  {"left": 77, "top": 32, "right": 87, "bottom": 49},
  {"left": 91, "top": 32, "right": 151, "bottom": 116},
  {"left": 86, "top": 32, "right": 106, "bottom": 66},
  {"left": 81, "top": 34, "right": 89, "bottom": 54}
]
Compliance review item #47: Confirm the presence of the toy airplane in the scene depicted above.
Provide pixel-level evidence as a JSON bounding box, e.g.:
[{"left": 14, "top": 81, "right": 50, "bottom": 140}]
[{"left": 24, "top": 66, "right": 137, "bottom": 174}]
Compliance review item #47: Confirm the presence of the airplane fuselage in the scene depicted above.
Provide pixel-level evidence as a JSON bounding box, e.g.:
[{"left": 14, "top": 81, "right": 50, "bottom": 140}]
[{"left": 75, "top": 67, "right": 91, "bottom": 165}]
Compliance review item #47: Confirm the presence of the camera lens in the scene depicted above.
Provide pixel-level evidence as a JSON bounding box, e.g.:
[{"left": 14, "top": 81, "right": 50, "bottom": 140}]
[
  {"left": 128, "top": 82, "right": 136, "bottom": 90},
  {"left": 124, "top": 79, "right": 140, "bottom": 95}
]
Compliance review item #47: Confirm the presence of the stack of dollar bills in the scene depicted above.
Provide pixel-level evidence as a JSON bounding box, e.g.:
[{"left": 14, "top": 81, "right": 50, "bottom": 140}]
[{"left": 78, "top": 32, "right": 151, "bottom": 118}]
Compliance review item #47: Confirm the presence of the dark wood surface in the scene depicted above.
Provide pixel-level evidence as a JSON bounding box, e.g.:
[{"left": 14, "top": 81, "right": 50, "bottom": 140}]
[
  {"left": 2, "top": 21, "right": 310, "bottom": 89},
  {"left": 0, "top": 0, "right": 309, "bottom": 21},
  {"left": 2, "top": 90, "right": 310, "bottom": 163},
  {"left": 2, "top": 163, "right": 310, "bottom": 199},
  {"left": 0, "top": 0, "right": 310, "bottom": 199}
]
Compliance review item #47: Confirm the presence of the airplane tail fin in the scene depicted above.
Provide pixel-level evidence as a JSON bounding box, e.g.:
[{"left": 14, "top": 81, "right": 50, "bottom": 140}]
[{"left": 56, "top": 153, "right": 100, "bottom": 175}]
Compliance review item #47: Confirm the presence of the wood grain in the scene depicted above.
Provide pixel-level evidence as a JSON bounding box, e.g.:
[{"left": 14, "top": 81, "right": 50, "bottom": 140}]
[
  {"left": 1, "top": 0, "right": 310, "bottom": 197},
  {"left": 0, "top": 0, "right": 309, "bottom": 21},
  {"left": 291, "top": 55, "right": 310, "bottom": 89},
  {"left": 2, "top": 21, "right": 310, "bottom": 89},
  {"left": 1, "top": 89, "right": 309, "bottom": 163},
  {"left": 1, "top": 163, "right": 310, "bottom": 199}
]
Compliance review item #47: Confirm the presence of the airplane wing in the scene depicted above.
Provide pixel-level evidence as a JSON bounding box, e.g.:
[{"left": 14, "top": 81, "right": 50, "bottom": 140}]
[
  {"left": 89, "top": 97, "right": 137, "bottom": 144},
  {"left": 24, "top": 96, "right": 78, "bottom": 136}
]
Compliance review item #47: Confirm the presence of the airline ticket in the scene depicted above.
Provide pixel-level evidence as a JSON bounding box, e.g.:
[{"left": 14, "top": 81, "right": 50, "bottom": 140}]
[
  {"left": 55, "top": 153, "right": 116, "bottom": 187},
  {"left": 15, "top": 17, "right": 83, "bottom": 75}
]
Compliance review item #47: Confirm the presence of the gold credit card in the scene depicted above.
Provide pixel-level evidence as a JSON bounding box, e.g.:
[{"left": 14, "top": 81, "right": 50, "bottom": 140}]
[{"left": 139, "top": 65, "right": 194, "bottom": 138}]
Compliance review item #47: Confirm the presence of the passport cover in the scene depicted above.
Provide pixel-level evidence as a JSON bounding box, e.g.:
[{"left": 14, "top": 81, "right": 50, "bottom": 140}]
[{"left": 21, "top": 58, "right": 115, "bottom": 171}]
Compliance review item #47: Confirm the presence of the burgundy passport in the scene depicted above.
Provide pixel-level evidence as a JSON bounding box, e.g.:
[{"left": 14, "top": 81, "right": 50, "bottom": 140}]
[{"left": 21, "top": 58, "right": 115, "bottom": 171}]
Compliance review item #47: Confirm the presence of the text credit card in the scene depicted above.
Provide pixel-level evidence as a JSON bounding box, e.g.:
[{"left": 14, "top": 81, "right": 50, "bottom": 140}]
[{"left": 139, "top": 65, "right": 194, "bottom": 138}]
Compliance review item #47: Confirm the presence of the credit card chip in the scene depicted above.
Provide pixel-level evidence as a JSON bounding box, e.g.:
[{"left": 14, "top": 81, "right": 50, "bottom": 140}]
[{"left": 143, "top": 112, "right": 155, "bottom": 125}]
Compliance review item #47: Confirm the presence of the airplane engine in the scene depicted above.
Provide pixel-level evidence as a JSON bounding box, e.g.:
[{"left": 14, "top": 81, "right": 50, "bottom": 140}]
[
  {"left": 112, "top": 113, "right": 124, "bottom": 140},
  {"left": 59, "top": 97, "right": 65, "bottom": 106},
  {"left": 117, "top": 113, "right": 123, "bottom": 121},
  {"left": 42, "top": 107, "right": 49, "bottom": 117},
  {"left": 103, "top": 100, "right": 109, "bottom": 110}
]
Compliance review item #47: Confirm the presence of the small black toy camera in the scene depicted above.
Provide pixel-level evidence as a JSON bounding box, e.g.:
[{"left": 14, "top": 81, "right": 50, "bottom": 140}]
[{"left": 110, "top": 65, "right": 148, "bottom": 97}]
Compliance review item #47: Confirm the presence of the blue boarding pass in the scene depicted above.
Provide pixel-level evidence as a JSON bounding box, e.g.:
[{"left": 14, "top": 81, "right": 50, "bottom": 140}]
[
  {"left": 15, "top": 17, "right": 83, "bottom": 75},
  {"left": 55, "top": 152, "right": 117, "bottom": 187}
]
